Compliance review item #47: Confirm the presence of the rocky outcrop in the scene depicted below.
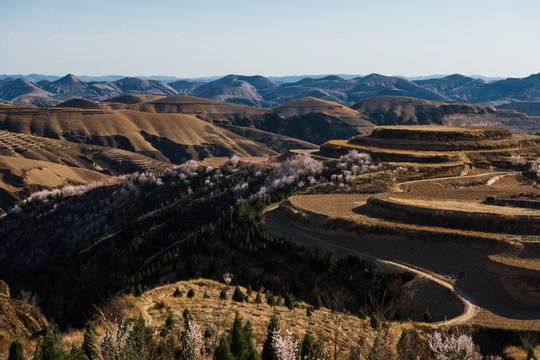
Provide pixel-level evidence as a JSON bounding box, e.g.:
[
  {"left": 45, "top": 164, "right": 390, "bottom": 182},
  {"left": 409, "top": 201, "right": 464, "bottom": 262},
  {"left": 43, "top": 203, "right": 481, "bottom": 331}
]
[{"left": 0, "top": 280, "right": 48, "bottom": 338}]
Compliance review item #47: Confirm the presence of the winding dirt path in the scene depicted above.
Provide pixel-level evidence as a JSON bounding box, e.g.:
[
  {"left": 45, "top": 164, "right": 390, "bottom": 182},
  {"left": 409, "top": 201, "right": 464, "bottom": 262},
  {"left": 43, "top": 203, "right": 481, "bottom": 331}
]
[
  {"left": 395, "top": 171, "right": 520, "bottom": 192},
  {"left": 262, "top": 170, "right": 536, "bottom": 327},
  {"left": 263, "top": 206, "right": 478, "bottom": 327}
]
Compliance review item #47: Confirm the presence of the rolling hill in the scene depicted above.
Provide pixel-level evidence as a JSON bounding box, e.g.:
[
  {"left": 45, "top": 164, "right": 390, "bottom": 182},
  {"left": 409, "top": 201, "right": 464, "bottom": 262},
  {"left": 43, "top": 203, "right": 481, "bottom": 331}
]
[
  {"left": 0, "top": 106, "right": 277, "bottom": 165},
  {"left": 351, "top": 96, "right": 539, "bottom": 134},
  {"left": 3, "top": 72, "right": 540, "bottom": 112}
]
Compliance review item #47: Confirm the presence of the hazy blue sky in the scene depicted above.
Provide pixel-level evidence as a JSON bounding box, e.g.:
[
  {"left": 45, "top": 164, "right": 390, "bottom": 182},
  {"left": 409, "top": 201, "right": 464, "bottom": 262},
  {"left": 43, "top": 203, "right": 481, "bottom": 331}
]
[{"left": 1, "top": 0, "right": 539, "bottom": 78}]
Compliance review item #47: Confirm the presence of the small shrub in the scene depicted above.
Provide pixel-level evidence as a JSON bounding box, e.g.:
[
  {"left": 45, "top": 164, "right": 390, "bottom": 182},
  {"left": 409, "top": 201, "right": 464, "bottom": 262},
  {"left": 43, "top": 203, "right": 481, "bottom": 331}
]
[
  {"left": 232, "top": 286, "right": 246, "bottom": 302},
  {"left": 421, "top": 310, "right": 431, "bottom": 323},
  {"left": 357, "top": 309, "right": 367, "bottom": 320},
  {"left": 220, "top": 287, "right": 228, "bottom": 300},
  {"left": 284, "top": 293, "right": 297, "bottom": 310},
  {"left": 370, "top": 313, "right": 380, "bottom": 330},
  {"left": 306, "top": 306, "right": 313, "bottom": 317},
  {"left": 313, "top": 295, "right": 323, "bottom": 310},
  {"left": 527, "top": 346, "right": 538, "bottom": 360},
  {"left": 134, "top": 284, "right": 143, "bottom": 297},
  {"left": 154, "top": 301, "right": 165, "bottom": 309},
  {"left": 8, "top": 336, "right": 25, "bottom": 360},
  {"left": 187, "top": 289, "right": 195, "bottom": 298},
  {"left": 172, "top": 287, "right": 183, "bottom": 297},
  {"left": 266, "top": 291, "right": 276, "bottom": 307},
  {"left": 165, "top": 314, "right": 175, "bottom": 329}
]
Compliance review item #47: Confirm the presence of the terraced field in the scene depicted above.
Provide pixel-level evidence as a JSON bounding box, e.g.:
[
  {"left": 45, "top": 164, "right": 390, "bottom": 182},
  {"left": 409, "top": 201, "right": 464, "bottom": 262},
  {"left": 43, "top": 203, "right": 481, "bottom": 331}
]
[
  {"left": 0, "top": 129, "right": 171, "bottom": 211},
  {"left": 265, "top": 126, "right": 540, "bottom": 330},
  {"left": 266, "top": 172, "right": 540, "bottom": 330},
  {"left": 320, "top": 125, "right": 540, "bottom": 169}
]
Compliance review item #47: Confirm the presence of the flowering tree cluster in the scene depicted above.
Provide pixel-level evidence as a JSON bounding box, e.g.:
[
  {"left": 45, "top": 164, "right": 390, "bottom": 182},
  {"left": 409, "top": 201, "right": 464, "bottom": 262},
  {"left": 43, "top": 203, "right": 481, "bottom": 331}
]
[
  {"left": 248, "top": 154, "right": 324, "bottom": 202},
  {"left": 331, "top": 150, "right": 380, "bottom": 185},
  {"left": 180, "top": 319, "right": 205, "bottom": 360},
  {"left": 510, "top": 154, "right": 527, "bottom": 167},
  {"left": 271, "top": 329, "right": 300, "bottom": 360},
  {"left": 427, "top": 331, "right": 502, "bottom": 360},
  {"left": 530, "top": 159, "right": 540, "bottom": 178}
]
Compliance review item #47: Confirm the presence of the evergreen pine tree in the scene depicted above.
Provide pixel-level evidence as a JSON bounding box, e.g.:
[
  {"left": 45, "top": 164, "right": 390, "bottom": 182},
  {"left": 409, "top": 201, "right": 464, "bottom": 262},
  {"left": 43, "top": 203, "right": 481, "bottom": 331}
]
[
  {"left": 254, "top": 293, "right": 262, "bottom": 305},
  {"left": 82, "top": 321, "right": 103, "bottom": 360},
  {"left": 527, "top": 346, "right": 538, "bottom": 360},
  {"left": 34, "top": 324, "right": 69, "bottom": 360},
  {"left": 232, "top": 286, "right": 246, "bottom": 302},
  {"left": 261, "top": 316, "right": 279, "bottom": 360},
  {"left": 229, "top": 312, "right": 247, "bottom": 360},
  {"left": 173, "top": 287, "right": 183, "bottom": 297},
  {"left": 300, "top": 333, "right": 328, "bottom": 360},
  {"left": 8, "top": 336, "right": 26, "bottom": 360},
  {"left": 284, "top": 293, "right": 296, "bottom": 310},
  {"left": 134, "top": 284, "right": 143, "bottom": 297},
  {"left": 370, "top": 313, "right": 380, "bottom": 330},
  {"left": 220, "top": 287, "right": 228, "bottom": 300},
  {"left": 214, "top": 335, "right": 234, "bottom": 360},
  {"left": 165, "top": 313, "right": 175, "bottom": 330},
  {"left": 183, "top": 308, "right": 192, "bottom": 329},
  {"left": 266, "top": 292, "right": 276, "bottom": 307},
  {"left": 243, "top": 321, "right": 261, "bottom": 360},
  {"left": 313, "top": 295, "right": 323, "bottom": 310},
  {"left": 69, "top": 345, "right": 89, "bottom": 360},
  {"left": 126, "top": 314, "right": 157, "bottom": 360}
]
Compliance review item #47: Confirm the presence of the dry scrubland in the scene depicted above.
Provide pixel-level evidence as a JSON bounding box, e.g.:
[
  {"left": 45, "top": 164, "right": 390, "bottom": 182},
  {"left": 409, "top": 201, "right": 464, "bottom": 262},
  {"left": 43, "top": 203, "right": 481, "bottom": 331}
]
[
  {"left": 66, "top": 279, "right": 387, "bottom": 351},
  {"left": 60, "top": 279, "right": 540, "bottom": 360}
]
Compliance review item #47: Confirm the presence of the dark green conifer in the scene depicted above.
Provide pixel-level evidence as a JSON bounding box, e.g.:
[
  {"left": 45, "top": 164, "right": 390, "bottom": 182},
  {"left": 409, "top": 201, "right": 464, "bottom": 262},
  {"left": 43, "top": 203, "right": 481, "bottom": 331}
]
[
  {"left": 81, "top": 321, "right": 103, "bottom": 360},
  {"left": 134, "top": 284, "right": 143, "bottom": 297},
  {"left": 261, "top": 315, "right": 279, "bottom": 360},
  {"left": 313, "top": 295, "right": 323, "bottom": 310},
  {"left": 300, "top": 333, "right": 328, "bottom": 360},
  {"left": 232, "top": 286, "right": 246, "bottom": 302},
  {"left": 214, "top": 335, "right": 234, "bottom": 360},
  {"left": 229, "top": 312, "right": 247, "bottom": 360},
  {"left": 8, "top": 336, "right": 26, "bottom": 360},
  {"left": 254, "top": 293, "right": 262, "bottom": 305},
  {"left": 527, "top": 346, "right": 538, "bottom": 360},
  {"left": 34, "top": 324, "right": 69, "bottom": 360},
  {"left": 69, "top": 345, "right": 89, "bottom": 360},
  {"left": 173, "top": 286, "right": 183, "bottom": 297}
]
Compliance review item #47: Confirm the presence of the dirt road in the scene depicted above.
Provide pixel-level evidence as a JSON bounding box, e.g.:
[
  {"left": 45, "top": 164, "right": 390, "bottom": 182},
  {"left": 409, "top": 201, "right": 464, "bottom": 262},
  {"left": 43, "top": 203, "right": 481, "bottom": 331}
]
[{"left": 263, "top": 205, "right": 478, "bottom": 327}]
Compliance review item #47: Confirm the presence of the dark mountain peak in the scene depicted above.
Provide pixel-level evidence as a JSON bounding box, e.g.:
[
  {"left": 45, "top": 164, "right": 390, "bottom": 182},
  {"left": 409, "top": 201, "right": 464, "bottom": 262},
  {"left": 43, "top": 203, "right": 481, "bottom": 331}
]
[
  {"left": 444, "top": 74, "right": 472, "bottom": 81},
  {"left": 318, "top": 75, "right": 344, "bottom": 81},
  {"left": 10, "top": 78, "right": 37, "bottom": 86},
  {"left": 113, "top": 77, "right": 177, "bottom": 95},
  {"left": 362, "top": 73, "right": 386, "bottom": 80},
  {"left": 206, "top": 74, "right": 278, "bottom": 90},
  {"left": 44, "top": 74, "right": 87, "bottom": 95},
  {"left": 0, "top": 77, "right": 53, "bottom": 101},
  {"left": 54, "top": 74, "right": 86, "bottom": 85}
]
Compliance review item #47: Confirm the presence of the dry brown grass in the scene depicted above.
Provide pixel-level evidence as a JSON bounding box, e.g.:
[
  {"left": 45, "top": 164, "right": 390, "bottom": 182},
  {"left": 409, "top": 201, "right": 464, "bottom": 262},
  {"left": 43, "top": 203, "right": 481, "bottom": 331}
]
[{"left": 63, "top": 279, "right": 404, "bottom": 355}]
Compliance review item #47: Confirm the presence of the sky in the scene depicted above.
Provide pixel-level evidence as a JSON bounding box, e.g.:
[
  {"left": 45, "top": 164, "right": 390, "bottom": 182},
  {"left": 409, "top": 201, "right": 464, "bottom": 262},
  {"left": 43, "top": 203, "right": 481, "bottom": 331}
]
[{"left": 1, "top": 0, "right": 539, "bottom": 78}]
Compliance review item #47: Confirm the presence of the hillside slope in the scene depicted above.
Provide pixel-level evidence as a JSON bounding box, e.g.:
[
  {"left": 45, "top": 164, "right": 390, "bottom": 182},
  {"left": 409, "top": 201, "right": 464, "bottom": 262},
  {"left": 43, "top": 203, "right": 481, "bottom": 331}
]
[
  {"left": 352, "top": 96, "right": 538, "bottom": 134},
  {"left": 0, "top": 106, "right": 277, "bottom": 164}
]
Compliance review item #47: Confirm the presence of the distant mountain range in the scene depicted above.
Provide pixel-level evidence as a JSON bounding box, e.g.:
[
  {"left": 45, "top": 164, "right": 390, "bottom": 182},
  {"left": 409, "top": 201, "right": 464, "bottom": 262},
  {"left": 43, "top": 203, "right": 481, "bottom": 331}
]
[{"left": 1, "top": 73, "right": 539, "bottom": 113}]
